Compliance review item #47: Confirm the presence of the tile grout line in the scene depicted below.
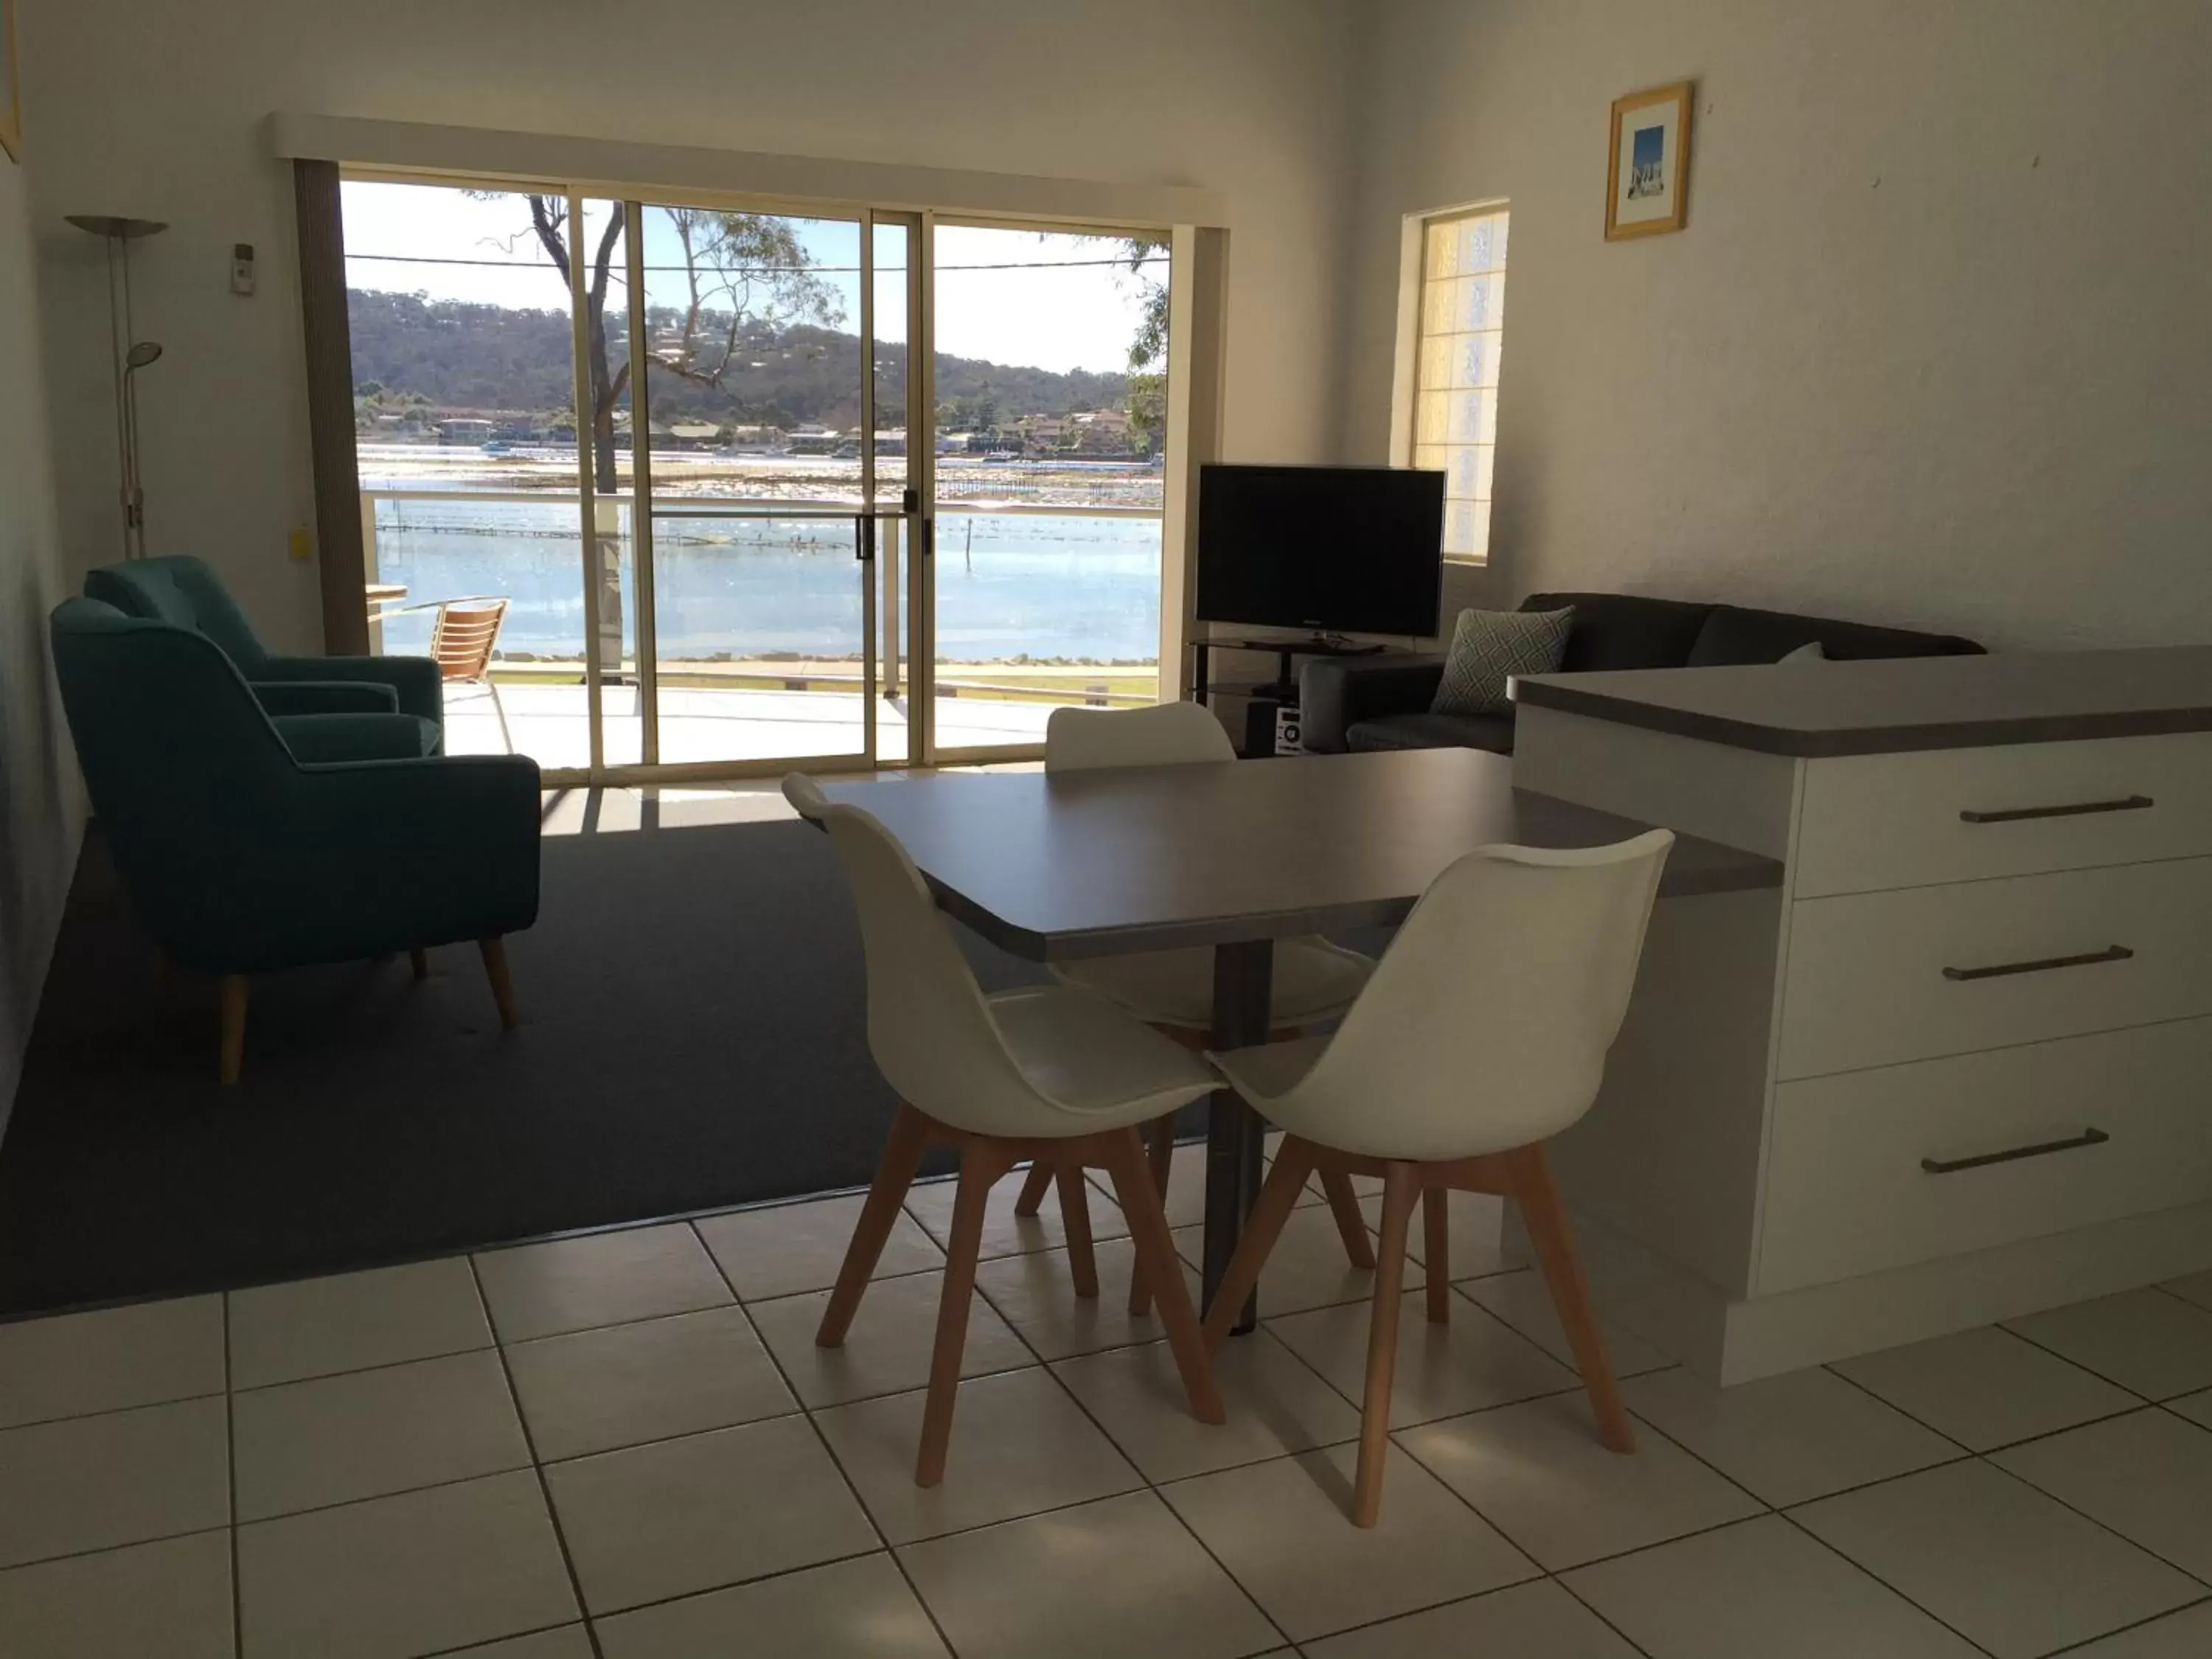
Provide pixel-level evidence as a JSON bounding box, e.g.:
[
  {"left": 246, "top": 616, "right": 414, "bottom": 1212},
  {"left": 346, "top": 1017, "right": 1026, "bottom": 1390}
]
[
  {"left": 464, "top": 1254, "right": 609, "bottom": 1659},
  {"left": 970, "top": 1183, "right": 1299, "bottom": 1659},
  {"left": 1767, "top": 1504, "right": 2006, "bottom": 1658},
  {"left": 2039, "top": 1591, "right": 2212, "bottom": 1656},
  {"left": 688, "top": 1218, "right": 967, "bottom": 1659},
  {"left": 223, "top": 1291, "right": 242, "bottom": 1659}
]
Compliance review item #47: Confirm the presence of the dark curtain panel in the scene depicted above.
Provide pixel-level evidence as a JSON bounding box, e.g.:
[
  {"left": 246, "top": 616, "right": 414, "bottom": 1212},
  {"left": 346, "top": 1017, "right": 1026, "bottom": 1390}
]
[{"left": 293, "top": 159, "right": 368, "bottom": 655}]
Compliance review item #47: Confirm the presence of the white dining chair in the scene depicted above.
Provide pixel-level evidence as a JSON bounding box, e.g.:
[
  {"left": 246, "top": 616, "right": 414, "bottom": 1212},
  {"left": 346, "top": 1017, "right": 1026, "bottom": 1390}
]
[
  {"left": 1011, "top": 701, "right": 1381, "bottom": 1313},
  {"left": 1200, "top": 830, "right": 1674, "bottom": 1526},
  {"left": 785, "top": 772, "right": 1225, "bottom": 1485}
]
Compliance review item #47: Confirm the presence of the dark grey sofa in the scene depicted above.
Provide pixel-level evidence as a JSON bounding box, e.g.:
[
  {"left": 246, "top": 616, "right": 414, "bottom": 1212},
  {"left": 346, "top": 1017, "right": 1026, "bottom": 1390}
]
[{"left": 1301, "top": 591, "right": 1985, "bottom": 755}]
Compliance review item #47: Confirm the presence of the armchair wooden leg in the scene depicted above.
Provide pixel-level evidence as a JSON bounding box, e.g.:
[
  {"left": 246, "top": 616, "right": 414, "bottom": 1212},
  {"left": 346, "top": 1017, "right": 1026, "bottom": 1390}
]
[
  {"left": 478, "top": 937, "right": 518, "bottom": 1031},
  {"left": 917, "top": 1142, "right": 1012, "bottom": 1486},
  {"left": 1127, "top": 1116, "right": 1179, "bottom": 1318},
  {"left": 1354, "top": 1162, "right": 1418, "bottom": 1527},
  {"left": 1424, "top": 1186, "right": 1452, "bottom": 1324},
  {"left": 1012, "top": 1161, "right": 1055, "bottom": 1217},
  {"left": 1322, "top": 1169, "right": 1377, "bottom": 1271},
  {"left": 1057, "top": 1164, "right": 1099, "bottom": 1299},
  {"left": 217, "top": 975, "right": 249, "bottom": 1085},
  {"left": 1100, "top": 1128, "right": 1224, "bottom": 1425},
  {"left": 1512, "top": 1143, "right": 1635, "bottom": 1454},
  {"left": 819, "top": 1103, "right": 933, "bottom": 1348},
  {"left": 1201, "top": 1137, "right": 1315, "bottom": 1351},
  {"left": 409, "top": 948, "right": 428, "bottom": 981}
]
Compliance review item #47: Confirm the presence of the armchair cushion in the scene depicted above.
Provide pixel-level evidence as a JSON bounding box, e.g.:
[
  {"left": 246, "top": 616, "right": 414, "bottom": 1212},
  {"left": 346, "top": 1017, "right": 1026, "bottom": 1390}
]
[
  {"left": 252, "top": 679, "right": 400, "bottom": 717},
  {"left": 271, "top": 712, "right": 443, "bottom": 763}
]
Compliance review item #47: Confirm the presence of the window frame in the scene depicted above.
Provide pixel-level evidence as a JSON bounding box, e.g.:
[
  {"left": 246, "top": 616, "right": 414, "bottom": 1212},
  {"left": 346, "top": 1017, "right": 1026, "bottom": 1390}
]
[{"left": 1389, "top": 199, "right": 1509, "bottom": 568}]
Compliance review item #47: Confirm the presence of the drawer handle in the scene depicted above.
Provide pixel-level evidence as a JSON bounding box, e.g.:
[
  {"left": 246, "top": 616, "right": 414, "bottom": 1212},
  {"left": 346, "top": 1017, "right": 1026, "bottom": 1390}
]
[
  {"left": 1941, "top": 944, "right": 2134, "bottom": 981},
  {"left": 1921, "top": 1127, "right": 2110, "bottom": 1175},
  {"left": 1959, "top": 794, "right": 2154, "bottom": 824}
]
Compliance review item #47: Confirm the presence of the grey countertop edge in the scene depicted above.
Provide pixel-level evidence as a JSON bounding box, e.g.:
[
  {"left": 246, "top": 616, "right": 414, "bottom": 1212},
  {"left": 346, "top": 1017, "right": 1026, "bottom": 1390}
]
[{"left": 1513, "top": 678, "right": 2212, "bottom": 757}]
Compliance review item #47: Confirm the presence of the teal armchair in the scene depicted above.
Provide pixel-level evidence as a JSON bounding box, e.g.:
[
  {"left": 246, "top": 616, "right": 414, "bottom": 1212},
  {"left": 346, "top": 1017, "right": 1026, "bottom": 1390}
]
[
  {"left": 50, "top": 597, "right": 541, "bottom": 1082},
  {"left": 85, "top": 554, "right": 445, "bottom": 751}
]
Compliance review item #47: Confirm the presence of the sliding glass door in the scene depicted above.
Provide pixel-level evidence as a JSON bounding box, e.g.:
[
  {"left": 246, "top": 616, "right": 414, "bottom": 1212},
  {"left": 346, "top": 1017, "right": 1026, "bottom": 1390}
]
[
  {"left": 921, "top": 220, "right": 1169, "bottom": 761},
  {"left": 343, "top": 178, "right": 1162, "bottom": 778}
]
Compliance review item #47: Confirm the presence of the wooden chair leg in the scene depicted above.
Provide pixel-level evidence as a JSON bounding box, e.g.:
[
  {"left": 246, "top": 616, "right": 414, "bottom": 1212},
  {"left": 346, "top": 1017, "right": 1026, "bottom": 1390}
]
[
  {"left": 478, "top": 937, "right": 518, "bottom": 1030},
  {"left": 1321, "top": 1169, "right": 1377, "bottom": 1271},
  {"left": 1353, "top": 1162, "right": 1418, "bottom": 1527},
  {"left": 217, "top": 975, "right": 249, "bottom": 1085},
  {"left": 1012, "top": 1161, "right": 1055, "bottom": 1217},
  {"left": 1424, "top": 1186, "right": 1452, "bottom": 1324},
  {"left": 818, "top": 1104, "right": 934, "bottom": 1348},
  {"left": 409, "top": 947, "right": 428, "bottom": 981},
  {"left": 1057, "top": 1163, "right": 1099, "bottom": 1298},
  {"left": 917, "top": 1142, "right": 1009, "bottom": 1486},
  {"left": 1100, "top": 1128, "right": 1223, "bottom": 1425},
  {"left": 1127, "top": 1116, "right": 1179, "bottom": 1318},
  {"left": 1512, "top": 1143, "right": 1635, "bottom": 1454},
  {"left": 1201, "top": 1137, "right": 1315, "bottom": 1350}
]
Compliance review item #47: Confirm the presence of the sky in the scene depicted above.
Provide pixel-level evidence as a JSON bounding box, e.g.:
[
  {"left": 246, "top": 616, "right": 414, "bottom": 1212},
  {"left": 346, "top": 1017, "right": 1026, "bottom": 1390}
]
[{"left": 340, "top": 181, "right": 1160, "bottom": 375}]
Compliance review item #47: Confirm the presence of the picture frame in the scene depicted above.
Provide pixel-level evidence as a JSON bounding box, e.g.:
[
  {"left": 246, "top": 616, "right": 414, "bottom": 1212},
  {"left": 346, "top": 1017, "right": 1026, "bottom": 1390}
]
[
  {"left": 0, "top": 0, "right": 19, "bottom": 164},
  {"left": 1606, "top": 80, "right": 1691, "bottom": 240}
]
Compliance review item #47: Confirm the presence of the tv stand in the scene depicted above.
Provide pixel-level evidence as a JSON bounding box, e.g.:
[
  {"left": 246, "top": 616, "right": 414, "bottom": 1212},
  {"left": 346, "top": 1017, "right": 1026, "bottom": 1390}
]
[{"left": 1189, "top": 635, "right": 1407, "bottom": 757}]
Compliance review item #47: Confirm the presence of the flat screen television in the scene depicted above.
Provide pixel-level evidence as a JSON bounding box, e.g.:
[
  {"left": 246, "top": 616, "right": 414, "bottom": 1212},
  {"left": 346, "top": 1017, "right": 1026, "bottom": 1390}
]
[{"left": 1196, "top": 464, "right": 1444, "bottom": 638}]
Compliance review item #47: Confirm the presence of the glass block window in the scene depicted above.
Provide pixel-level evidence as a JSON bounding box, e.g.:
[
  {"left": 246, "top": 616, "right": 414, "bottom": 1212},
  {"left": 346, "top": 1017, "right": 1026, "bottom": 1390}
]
[{"left": 1410, "top": 207, "right": 1507, "bottom": 563}]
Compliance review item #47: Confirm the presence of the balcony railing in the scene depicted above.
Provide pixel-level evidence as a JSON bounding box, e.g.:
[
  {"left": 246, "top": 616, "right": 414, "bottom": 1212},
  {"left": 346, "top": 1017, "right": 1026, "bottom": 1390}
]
[{"left": 357, "top": 485, "right": 1163, "bottom": 712}]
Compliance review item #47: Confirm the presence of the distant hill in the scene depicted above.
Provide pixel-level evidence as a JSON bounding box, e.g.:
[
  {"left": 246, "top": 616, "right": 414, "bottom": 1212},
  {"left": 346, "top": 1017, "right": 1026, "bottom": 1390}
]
[{"left": 347, "top": 290, "right": 1130, "bottom": 431}]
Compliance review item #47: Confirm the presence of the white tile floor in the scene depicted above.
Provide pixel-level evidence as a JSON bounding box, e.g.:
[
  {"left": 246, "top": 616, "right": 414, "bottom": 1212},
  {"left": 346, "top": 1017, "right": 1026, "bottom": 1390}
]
[{"left": 4, "top": 1161, "right": 2212, "bottom": 1658}]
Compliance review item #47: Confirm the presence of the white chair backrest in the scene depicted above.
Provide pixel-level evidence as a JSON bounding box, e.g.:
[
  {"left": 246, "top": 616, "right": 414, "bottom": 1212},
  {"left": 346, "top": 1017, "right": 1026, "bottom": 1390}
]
[
  {"left": 1046, "top": 701, "right": 1235, "bottom": 773},
  {"left": 785, "top": 773, "right": 1068, "bottom": 1137},
  {"left": 1281, "top": 831, "right": 1674, "bottom": 1161}
]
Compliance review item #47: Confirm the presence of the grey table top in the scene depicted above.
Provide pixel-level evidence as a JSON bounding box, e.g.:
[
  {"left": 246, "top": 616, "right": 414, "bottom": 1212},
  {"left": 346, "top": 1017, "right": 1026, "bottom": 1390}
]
[
  {"left": 1514, "top": 645, "right": 2212, "bottom": 757},
  {"left": 821, "top": 748, "right": 1778, "bottom": 962}
]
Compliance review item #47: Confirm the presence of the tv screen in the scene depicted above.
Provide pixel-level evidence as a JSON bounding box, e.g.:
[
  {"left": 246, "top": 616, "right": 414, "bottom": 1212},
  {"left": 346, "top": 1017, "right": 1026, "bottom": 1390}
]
[{"left": 1196, "top": 464, "right": 1444, "bottom": 638}]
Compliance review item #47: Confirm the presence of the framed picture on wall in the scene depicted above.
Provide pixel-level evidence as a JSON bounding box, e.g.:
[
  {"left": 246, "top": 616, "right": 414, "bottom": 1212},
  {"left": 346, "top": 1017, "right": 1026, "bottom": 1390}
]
[
  {"left": 0, "top": 0, "right": 20, "bottom": 163},
  {"left": 1607, "top": 81, "right": 1691, "bottom": 239}
]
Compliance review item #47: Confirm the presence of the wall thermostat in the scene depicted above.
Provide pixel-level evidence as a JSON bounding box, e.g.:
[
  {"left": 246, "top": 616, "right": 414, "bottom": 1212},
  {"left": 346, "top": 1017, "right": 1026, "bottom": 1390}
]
[{"left": 231, "top": 243, "right": 256, "bottom": 296}]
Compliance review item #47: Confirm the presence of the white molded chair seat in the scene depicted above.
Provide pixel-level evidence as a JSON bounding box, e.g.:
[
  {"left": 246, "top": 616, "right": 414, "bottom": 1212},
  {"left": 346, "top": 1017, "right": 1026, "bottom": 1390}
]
[
  {"left": 1200, "top": 831, "right": 1676, "bottom": 1527},
  {"left": 985, "top": 985, "right": 1216, "bottom": 1118},
  {"left": 1055, "top": 938, "right": 1372, "bottom": 1030},
  {"left": 785, "top": 769, "right": 1226, "bottom": 1486}
]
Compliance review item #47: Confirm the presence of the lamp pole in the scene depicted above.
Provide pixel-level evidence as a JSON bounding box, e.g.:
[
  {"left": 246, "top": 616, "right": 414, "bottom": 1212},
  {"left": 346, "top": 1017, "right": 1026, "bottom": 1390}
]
[{"left": 66, "top": 216, "right": 167, "bottom": 560}]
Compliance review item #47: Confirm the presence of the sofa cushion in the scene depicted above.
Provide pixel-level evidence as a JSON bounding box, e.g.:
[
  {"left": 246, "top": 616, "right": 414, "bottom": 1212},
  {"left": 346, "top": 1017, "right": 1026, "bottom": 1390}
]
[
  {"left": 1346, "top": 711, "right": 1517, "bottom": 754},
  {"left": 1433, "top": 607, "right": 1573, "bottom": 715},
  {"left": 1687, "top": 603, "right": 1984, "bottom": 666},
  {"left": 1521, "top": 592, "right": 1715, "bottom": 671}
]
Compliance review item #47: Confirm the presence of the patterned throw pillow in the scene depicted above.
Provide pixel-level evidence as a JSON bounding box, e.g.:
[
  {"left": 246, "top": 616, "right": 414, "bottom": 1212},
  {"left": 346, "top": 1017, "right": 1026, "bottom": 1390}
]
[{"left": 1430, "top": 607, "right": 1574, "bottom": 716}]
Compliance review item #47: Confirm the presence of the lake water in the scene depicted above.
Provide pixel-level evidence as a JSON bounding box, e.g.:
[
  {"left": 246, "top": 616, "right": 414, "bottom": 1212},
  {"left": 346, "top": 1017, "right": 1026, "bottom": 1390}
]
[{"left": 366, "top": 493, "right": 1163, "bottom": 666}]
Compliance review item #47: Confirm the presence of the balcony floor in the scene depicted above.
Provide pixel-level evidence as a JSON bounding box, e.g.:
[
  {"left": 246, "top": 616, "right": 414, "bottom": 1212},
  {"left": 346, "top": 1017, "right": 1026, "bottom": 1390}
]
[{"left": 441, "top": 680, "right": 1060, "bottom": 769}]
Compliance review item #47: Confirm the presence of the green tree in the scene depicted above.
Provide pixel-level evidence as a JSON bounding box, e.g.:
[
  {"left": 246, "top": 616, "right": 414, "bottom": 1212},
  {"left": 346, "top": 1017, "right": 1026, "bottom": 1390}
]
[{"left": 1118, "top": 235, "right": 1169, "bottom": 449}]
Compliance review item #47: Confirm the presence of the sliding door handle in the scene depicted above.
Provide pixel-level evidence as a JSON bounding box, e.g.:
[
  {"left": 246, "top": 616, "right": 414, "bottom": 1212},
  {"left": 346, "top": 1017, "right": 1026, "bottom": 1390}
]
[
  {"left": 1960, "top": 795, "right": 2153, "bottom": 824},
  {"left": 1922, "top": 1128, "right": 2109, "bottom": 1175},
  {"left": 1941, "top": 945, "right": 2133, "bottom": 982}
]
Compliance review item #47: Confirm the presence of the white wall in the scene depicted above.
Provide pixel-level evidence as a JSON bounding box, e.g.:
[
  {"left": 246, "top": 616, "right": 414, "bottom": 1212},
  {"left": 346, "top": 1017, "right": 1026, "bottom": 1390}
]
[
  {"left": 0, "top": 142, "right": 86, "bottom": 1125},
  {"left": 18, "top": 0, "right": 1361, "bottom": 653},
  {"left": 1342, "top": 0, "right": 2212, "bottom": 650}
]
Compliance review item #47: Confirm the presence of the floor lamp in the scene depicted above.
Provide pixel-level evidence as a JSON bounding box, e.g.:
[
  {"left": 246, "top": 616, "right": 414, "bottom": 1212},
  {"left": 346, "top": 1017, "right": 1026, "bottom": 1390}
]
[{"left": 66, "top": 215, "right": 167, "bottom": 561}]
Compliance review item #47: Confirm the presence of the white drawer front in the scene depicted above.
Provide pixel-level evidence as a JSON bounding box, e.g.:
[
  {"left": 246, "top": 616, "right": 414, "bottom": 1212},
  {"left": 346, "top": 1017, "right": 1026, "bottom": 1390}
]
[
  {"left": 1795, "top": 732, "right": 2212, "bottom": 897},
  {"left": 1759, "top": 1020, "right": 2212, "bottom": 1293},
  {"left": 1779, "top": 859, "right": 2212, "bottom": 1079}
]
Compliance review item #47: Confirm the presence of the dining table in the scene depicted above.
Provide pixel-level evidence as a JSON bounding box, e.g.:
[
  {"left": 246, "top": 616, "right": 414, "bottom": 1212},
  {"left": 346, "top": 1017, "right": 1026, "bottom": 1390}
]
[{"left": 821, "top": 744, "right": 1778, "bottom": 1331}]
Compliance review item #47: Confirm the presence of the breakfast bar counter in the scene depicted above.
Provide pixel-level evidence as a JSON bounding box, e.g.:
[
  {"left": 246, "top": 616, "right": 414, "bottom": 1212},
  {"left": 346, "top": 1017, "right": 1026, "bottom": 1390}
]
[{"left": 1509, "top": 647, "right": 2212, "bottom": 1383}]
